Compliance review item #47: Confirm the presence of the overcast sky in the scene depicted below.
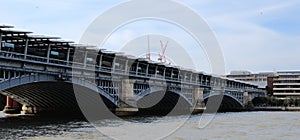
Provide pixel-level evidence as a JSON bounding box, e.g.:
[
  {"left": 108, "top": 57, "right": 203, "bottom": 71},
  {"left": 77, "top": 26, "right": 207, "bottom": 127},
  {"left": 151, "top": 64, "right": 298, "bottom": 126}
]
[{"left": 1, "top": 0, "right": 300, "bottom": 74}]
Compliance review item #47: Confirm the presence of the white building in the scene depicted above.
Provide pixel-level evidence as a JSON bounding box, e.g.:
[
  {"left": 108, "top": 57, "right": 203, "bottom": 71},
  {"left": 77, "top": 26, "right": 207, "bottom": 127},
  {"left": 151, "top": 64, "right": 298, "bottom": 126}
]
[
  {"left": 269, "top": 71, "right": 300, "bottom": 97},
  {"left": 226, "top": 71, "right": 274, "bottom": 89}
]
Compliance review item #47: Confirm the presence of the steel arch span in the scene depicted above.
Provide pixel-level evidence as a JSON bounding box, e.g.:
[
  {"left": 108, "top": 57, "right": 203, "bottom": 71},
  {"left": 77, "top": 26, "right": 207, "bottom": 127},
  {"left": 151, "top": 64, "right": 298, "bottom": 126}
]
[
  {"left": 0, "top": 74, "right": 119, "bottom": 114},
  {"left": 135, "top": 88, "right": 194, "bottom": 107},
  {"left": 204, "top": 93, "right": 244, "bottom": 110}
]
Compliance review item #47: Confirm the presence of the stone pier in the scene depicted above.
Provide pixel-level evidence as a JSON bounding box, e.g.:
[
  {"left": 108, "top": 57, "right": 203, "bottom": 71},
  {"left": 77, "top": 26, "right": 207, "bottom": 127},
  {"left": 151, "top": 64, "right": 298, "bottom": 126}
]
[
  {"left": 115, "top": 79, "right": 138, "bottom": 116},
  {"left": 192, "top": 87, "right": 206, "bottom": 113},
  {"left": 243, "top": 92, "right": 253, "bottom": 109}
]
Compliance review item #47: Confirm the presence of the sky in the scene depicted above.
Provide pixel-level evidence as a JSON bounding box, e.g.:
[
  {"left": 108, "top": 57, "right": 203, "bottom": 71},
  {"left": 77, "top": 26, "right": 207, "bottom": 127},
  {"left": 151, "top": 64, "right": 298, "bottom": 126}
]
[{"left": 1, "top": 0, "right": 300, "bottom": 74}]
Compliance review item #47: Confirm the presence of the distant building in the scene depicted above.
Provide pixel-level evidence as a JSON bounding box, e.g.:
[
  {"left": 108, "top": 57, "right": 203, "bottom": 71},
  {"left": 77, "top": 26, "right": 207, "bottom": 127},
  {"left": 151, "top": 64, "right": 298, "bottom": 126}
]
[
  {"left": 226, "top": 71, "right": 274, "bottom": 89},
  {"left": 267, "top": 71, "right": 300, "bottom": 98}
]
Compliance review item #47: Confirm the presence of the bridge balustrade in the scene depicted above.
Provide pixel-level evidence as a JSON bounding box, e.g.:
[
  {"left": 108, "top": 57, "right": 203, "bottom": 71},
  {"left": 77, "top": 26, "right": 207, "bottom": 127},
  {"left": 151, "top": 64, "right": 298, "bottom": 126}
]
[{"left": 0, "top": 49, "right": 222, "bottom": 90}]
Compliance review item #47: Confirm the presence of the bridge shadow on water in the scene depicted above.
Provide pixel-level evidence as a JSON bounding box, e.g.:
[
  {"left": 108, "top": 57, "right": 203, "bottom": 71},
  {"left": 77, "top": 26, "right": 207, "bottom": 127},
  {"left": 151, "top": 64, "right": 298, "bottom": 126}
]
[
  {"left": 0, "top": 112, "right": 191, "bottom": 139},
  {"left": 0, "top": 114, "right": 92, "bottom": 139}
]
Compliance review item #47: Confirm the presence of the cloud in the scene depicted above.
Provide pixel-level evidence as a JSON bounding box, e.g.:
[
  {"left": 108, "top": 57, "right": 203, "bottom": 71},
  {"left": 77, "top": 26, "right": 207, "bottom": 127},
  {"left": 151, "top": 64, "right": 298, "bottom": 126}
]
[{"left": 205, "top": 1, "right": 300, "bottom": 73}]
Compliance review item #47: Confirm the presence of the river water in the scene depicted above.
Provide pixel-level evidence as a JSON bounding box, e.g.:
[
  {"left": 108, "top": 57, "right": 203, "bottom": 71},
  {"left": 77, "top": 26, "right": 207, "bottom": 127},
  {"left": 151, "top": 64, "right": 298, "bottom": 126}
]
[{"left": 0, "top": 111, "right": 299, "bottom": 140}]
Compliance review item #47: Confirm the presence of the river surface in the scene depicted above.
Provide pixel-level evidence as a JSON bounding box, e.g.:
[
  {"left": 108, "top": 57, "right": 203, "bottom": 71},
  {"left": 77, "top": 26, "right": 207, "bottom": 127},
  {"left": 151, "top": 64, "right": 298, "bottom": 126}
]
[{"left": 0, "top": 111, "right": 299, "bottom": 140}]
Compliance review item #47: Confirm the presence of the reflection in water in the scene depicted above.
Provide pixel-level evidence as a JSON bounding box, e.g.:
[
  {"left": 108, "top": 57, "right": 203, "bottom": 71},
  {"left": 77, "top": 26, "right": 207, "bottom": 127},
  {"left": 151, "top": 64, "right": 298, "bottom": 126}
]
[
  {"left": 0, "top": 112, "right": 299, "bottom": 139},
  {"left": 0, "top": 115, "right": 91, "bottom": 139}
]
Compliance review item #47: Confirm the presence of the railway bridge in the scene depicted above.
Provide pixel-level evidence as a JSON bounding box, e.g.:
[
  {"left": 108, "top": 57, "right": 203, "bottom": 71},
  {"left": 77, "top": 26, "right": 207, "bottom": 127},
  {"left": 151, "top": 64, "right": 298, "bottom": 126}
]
[{"left": 0, "top": 25, "right": 265, "bottom": 116}]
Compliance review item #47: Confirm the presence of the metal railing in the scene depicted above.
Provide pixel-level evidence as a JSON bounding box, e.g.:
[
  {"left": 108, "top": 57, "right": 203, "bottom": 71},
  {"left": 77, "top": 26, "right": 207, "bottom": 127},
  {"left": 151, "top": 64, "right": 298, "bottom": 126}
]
[{"left": 0, "top": 50, "right": 263, "bottom": 93}]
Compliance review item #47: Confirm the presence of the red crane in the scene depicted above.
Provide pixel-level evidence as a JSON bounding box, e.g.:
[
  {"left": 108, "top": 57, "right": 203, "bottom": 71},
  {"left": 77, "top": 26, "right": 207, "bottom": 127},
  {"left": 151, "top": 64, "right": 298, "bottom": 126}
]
[
  {"left": 146, "top": 37, "right": 171, "bottom": 64},
  {"left": 158, "top": 40, "right": 169, "bottom": 64}
]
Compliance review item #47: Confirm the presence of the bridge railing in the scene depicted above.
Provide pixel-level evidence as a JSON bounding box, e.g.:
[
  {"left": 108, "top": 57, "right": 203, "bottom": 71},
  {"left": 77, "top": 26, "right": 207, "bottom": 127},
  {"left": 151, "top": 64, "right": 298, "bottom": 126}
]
[
  {"left": 0, "top": 50, "right": 266, "bottom": 95},
  {"left": 1, "top": 50, "right": 200, "bottom": 85},
  {"left": 0, "top": 50, "right": 25, "bottom": 59}
]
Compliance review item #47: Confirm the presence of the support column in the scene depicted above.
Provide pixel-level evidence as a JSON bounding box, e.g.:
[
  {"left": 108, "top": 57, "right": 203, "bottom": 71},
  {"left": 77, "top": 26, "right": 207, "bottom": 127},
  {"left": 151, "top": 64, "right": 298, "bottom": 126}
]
[
  {"left": 243, "top": 92, "right": 254, "bottom": 110},
  {"left": 194, "top": 87, "right": 204, "bottom": 105},
  {"left": 83, "top": 50, "right": 88, "bottom": 68},
  {"left": 66, "top": 47, "right": 71, "bottom": 65},
  {"left": 243, "top": 92, "right": 249, "bottom": 105},
  {"left": 178, "top": 70, "right": 181, "bottom": 80},
  {"left": 155, "top": 66, "right": 158, "bottom": 78},
  {"left": 3, "top": 96, "right": 20, "bottom": 114},
  {"left": 7, "top": 71, "right": 10, "bottom": 79},
  {"left": 170, "top": 69, "right": 174, "bottom": 80},
  {"left": 195, "top": 74, "right": 199, "bottom": 84},
  {"left": 163, "top": 67, "right": 166, "bottom": 78},
  {"left": 3, "top": 70, "right": 6, "bottom": 80},
  {"left": 115, "top": 79, "right": 138, "bottom": 116},
  {"left": 5, "top": 96, "right": 12, "bottom": 108},
  {"left": 98, "top": 54, "right": 103, "bottom": 71},
  {"left": 146, "top": 64, "right": 149, "bottom": 76},
  {"left": 124, "top": 59, "right": 128, "bottom": 74},
  {"left": 46, "top": 44, "right": 51, "bottom": 63},
  {"left": 120, "top": 79, "right": 135, "bottom": 107},
  {"left": 24, "top": 39, "right": 29, "bottom": 59},
  {"left": 192, "top": 87, "right": 205, "bottom": 113},
  {"left": 13, "top": 71, "right": 16, "bottom": 78},
  {"left": 112, "top": 57, "right": 116, "bottom": 72},
  {"left": 135, "top": 62, "right": 139, "bottom": 75}
]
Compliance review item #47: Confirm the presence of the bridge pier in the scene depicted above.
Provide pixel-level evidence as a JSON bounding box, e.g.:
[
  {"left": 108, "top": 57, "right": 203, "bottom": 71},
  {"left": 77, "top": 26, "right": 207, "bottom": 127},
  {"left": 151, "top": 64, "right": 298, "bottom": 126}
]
[
  {"left": 115, "top": 79, "right": 138, "bottom": 116},
  {"left": 22, "top": 105, "right": 39, "bottom": 114},
  {"left": 21, "top": 105, "right": 56, "bottom": 115},
  {"left": 192, "top": 87, "right": 205, "bottom": 113},
  {"left": 243, "top": 92, "right": 249, "bottom": 104},
  {"left": 3, "top": 96, "right": 21, "bottom": 114},
  {"left": 243, "top": 92, "right": 254, "bottom": 109},
  {"left": 21, "top": 105, "right": 64, "bottom": 115}
]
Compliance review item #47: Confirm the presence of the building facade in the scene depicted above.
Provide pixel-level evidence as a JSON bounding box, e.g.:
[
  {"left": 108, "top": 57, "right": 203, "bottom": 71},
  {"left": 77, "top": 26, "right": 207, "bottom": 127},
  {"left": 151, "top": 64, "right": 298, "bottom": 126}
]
[
  {"left": 267, "top": 71, "right": 300, "bottom": 98},
  {"left": 226, "top": 71, "right": 274, "bottom": 89}
]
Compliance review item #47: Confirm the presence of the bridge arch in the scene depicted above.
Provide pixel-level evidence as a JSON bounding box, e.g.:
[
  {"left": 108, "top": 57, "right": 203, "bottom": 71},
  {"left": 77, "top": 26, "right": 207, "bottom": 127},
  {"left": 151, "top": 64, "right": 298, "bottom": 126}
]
[
  {"left": 0, "top": 74, "right": 119, "bottom": 114},
  {"left": 70, "top": 78, "right": 119, "bottom": 107},
  {"left": 204, "top": 93, "right": 244, "bottom": 111},
  {"left": 135, "top": 88, "right": 193, "bottom": 115},
  {"left": 0, "top": 74, "right": 57, "bottom": 92},
  {"left": 135, "top": 88, "right": 193, "bottom": 106}
]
